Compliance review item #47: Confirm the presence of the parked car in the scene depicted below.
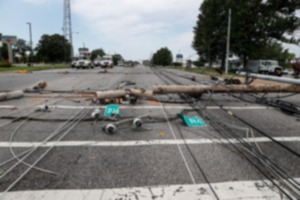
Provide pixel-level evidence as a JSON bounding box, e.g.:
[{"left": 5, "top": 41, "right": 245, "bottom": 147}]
[
  {"left": 247, "top": 60, "right": 282, "bottom": 76},
  {"left": 75, "top": 57, "right": 93, "bottom": 69},
  {"left": 100, "top": 55, "right": 114, "bottom": 68}
]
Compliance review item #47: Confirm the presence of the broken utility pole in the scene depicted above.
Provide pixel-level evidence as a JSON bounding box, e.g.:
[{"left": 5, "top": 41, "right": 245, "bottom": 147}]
[
  {"left": 0, "top": 90, "right": 24, "bottom": 101},
  {"left": 94, "top": 84, "right": 300, "bottom": 100},
  {"left": 0, "top": 80, "right": 48, "bottom": 101}
]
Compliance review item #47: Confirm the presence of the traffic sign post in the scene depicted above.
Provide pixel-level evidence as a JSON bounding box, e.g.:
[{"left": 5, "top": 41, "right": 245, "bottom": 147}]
[{"left": 2, "top": 35, "right": 17, "bottom": 45}]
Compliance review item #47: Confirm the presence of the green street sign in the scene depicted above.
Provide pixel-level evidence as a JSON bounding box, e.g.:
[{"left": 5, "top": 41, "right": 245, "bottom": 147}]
[
  {"left": 178, "top": 114, "right": 206, "bottom": 127},
  {"left": 105, "top": 104, "right": 120, "bottom": 117}
]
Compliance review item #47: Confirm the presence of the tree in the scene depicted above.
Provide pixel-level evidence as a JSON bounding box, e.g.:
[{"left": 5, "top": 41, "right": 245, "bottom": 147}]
[
  {"left": 13, "top": 39, "right": 30, "bottom": 54},
  {"left": 193, "top": 0, "right": 300, "bottom": 69},
  {"left": 13, "top": 39, "right": 30, "bottom": 63},
  {"left": 193, "top": 0, "right": 228, "bottom": 68},
  {"left": 152, "top": 47, "right": 173, "bottom": 66},
  {"left": 113, "top": 54, "right": 124, "bottom": 65},
  {"left": 91, "top": 48, "right": 105, "bottom": 60},
  {"left": 0, "top": 43, "right": 8, "bottom": 61},
  {"left": 35, "top": 34, "right": 72, "bottom": 62}
]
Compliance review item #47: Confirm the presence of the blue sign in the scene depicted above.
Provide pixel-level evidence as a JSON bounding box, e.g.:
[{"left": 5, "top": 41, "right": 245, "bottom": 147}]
[{"left": 176, "top": 54, "right": 183, "bottom": 59}]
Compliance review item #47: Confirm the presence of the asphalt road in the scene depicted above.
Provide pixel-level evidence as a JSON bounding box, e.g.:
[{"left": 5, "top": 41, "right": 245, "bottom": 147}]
[{"left": 0, "top": 65, "right": 299, "bottom": 200}]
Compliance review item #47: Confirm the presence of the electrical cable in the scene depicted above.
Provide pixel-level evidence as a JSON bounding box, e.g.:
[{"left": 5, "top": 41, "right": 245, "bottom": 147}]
[
  {"left": 0, "top": 108, "right": 85, "bottom": 180},
  {"left": 0, "top": 109, "right": 89, "bottom": 198},
  {"left": 8, "top": 113, "right": 58, "bottom": 175},
  {"left": 153, "top": 68, "right": 221, "bottom": 200},
  {"left": 192, "top": 93, "right": 298, "bottom": 195},
  {"left": 213, "top": 99, "right": 300, "bottom": 158},
  {"left": 157, "top": 68, "right": 300, "bottom": 199},
  {"left": 189, "top": 99, "right": 298, "bottom": 199},
  {"left": 175, "top": 123, "right": 220, "bottom": 200}
]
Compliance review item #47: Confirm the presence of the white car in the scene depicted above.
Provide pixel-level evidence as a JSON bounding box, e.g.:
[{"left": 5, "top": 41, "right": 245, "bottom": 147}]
[
  {"left": 75, "top": 57, "right": 93, "bottom": 69},
  {"left": 100, "top": 55, "right": 114, "bottom": 68}
]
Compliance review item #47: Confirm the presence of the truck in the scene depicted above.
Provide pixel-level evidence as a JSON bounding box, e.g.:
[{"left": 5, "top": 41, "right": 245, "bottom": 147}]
[
  {"left": 74, "top": 57, "right": 93, "bottom": 69},
  {"left": 100, "top": 55, "right": 114, "bottom": 68},
  {"left": 247, "top": 60, "right": 282, "bottom": 76}
]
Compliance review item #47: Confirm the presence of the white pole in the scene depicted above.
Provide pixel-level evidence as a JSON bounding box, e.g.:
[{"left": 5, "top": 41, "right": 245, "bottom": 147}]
[
  {"left": 238, "top": 72, "right": 300, "bottom": 85},
  {"left": 225, "top": 9, "right": 231, "bottom": 74}
]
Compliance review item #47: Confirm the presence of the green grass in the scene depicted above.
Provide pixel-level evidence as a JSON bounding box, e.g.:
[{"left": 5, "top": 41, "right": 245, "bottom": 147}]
[
  {"left": 180, "top": 67, "right": 236, "bottom": 78},
  {"left": 0, "top": 65, "right": 70, "bottom": 72}
]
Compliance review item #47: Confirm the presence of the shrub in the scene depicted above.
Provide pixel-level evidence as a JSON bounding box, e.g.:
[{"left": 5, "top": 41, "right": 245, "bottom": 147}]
[
  {"left": 0, "top": 60, "right": 11, "bottom": 68},
  {"left": 173, "top": 62, "right": 183, "bottom": 67}
]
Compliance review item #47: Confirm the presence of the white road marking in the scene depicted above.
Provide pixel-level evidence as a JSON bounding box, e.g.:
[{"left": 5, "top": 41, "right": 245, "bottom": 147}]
[
  {"left": 160, "top": 103, "right": 196, "bottom": 184},
  {"left": 0, "top": 137, "right": 299, "bottom": 148},
  {"left": 35, "top": 105, "right": 274, "bottom": 110},
  {"left": 1, "top": 178, "right": 299, "bottom": 200}
]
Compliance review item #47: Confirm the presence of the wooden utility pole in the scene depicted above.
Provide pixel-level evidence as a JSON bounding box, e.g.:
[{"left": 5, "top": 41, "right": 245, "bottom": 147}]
[
  {"left": 0, "top": 90, "right": 24, "bottom": 101},
  {"left": 94, "top": 84, "right": 300, "bottom": 100},
  {"left": 0, "top": 80, "right": 48, "bottom": 101},
  {"left": 153, "top": 84, "right": 300, "bottom": 94}
]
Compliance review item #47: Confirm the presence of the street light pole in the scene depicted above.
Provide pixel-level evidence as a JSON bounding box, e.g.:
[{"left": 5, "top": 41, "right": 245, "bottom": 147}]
[
  {"left": 26, "top": 22, "right": 33, "bottom": 55},
  {"left": 225, "top": 9, "right": 231, "bottom": 74}
]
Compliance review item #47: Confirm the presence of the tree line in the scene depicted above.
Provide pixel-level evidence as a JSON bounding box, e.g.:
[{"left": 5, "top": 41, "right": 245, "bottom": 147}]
[
  {"left": 193, "top": 0, "right": 300, "bottom": 68},
  {"left": 0, "top": 34, "right": 120, "bottom": 64}
]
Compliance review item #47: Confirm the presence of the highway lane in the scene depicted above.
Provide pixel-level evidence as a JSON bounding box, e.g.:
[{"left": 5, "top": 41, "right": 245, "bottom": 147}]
[{"left": 0, "top": 65, "right": 299, "bottom": 199}]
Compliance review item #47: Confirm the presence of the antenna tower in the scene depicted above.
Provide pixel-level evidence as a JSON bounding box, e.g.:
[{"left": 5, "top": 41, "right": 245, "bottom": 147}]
[{"left": 63, "top": 0, "right": 73, "bottom": 58}]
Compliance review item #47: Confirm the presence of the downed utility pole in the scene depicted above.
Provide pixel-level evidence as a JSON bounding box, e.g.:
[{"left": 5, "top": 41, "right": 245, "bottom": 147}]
[
  {"left": 153, "top": 84, "right": 300, "bottom": 94},
  {"left": 95, "top": 84, "right": 300, "bottom": 100},
  {"left": 95, "top": 88, "right": 153, "bottom": 99},
  {"left": 0, "top": 80, "right": 47, "bottom": 101},
  {"left": 238, "top": 72, "right": 300, "bottom": 85},
  {"left": 0, "top": 90, "right": 24, "bottom": 101},
  {"left": 24, "top": 80, "right": 47, "bottom": 92}
]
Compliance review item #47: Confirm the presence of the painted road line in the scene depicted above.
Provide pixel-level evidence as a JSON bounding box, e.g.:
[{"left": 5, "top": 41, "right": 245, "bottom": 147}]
[
  {"left": 34, "top": 105, "right": 274, "bottom": 110},
  {"left": 1, "top": 178, "right": 299, "bottom": 200},
  {"left": 0, "top": 137, "right": 299, "bottom": 148}
]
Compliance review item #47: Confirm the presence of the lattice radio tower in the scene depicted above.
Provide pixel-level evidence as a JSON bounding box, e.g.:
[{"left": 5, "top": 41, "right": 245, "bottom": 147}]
[{"left": 63, "top": 0, "right": 73, "bottom": 58}]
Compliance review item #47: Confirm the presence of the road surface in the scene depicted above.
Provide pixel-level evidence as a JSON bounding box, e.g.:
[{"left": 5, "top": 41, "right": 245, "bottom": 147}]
[{"left": 0, "top": 65, "right": 299, "bottom": 199}]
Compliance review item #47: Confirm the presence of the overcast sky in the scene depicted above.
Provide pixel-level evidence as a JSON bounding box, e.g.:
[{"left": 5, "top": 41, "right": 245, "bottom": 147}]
[{"left": 1, "top": 0, "right": 300, "bottom": 61}]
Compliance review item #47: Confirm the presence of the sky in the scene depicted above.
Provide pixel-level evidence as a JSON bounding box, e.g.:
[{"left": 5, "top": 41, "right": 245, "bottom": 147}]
[
  {"left": 1, "top": 0, "right": 300, "bottom": 61},
  {"left": 0, "top": 0, "right": 202, "bottom": 61}
]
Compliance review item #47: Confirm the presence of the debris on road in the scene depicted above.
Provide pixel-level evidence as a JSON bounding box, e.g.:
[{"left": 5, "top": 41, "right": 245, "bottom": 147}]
[
  {"left": 95, "top": 84, "right": 300, "bottom": 101},
  {"left": 58, "top": 71, "right": 70, "bottom": 74},
  {"left": 0, "top": 105, "right": 17, "bottom": 110},
  {"left": 98, "top": 70, "right": 107, "bottom": 74},
  {"left": 24, "top": 80, "right": 48, "bottom": 92},
  {"left": 18, "top": 70, "right": 32, "bottom": 74},
  {"left": 103, "top": 115, "right": 148, "bottom": 134},
  {"left": 0, "top": 90, "right": 24, "bottom": 101},
  {"left": 153, "top": 84, "right": 300, "bottom": 94},
  {"left": 117, "top": 80, "right": 136, "bottom": 88}
]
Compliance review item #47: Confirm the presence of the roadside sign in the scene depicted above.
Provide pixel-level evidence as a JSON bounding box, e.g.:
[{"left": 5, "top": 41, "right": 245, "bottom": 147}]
[
  {"left": 2, "top": 35, "right": 17, "bottom": 45},
  {"left": 178, "top": 114, "right": 206, "bottom": 127},
  {"left": 105, "top": 104, "right": 120, "bottom": 117}
]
